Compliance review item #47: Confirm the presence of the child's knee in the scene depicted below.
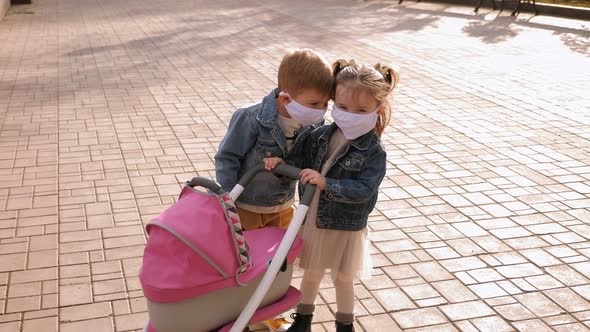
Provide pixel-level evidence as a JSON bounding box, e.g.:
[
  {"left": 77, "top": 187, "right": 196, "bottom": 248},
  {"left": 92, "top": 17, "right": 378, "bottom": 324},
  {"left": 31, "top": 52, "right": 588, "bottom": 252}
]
[
  {"left": 303, "top": 268, "right": 325, "bottom": 283},
  {"left": 331, "top": 271, "right": 355, "bottom": 285}
]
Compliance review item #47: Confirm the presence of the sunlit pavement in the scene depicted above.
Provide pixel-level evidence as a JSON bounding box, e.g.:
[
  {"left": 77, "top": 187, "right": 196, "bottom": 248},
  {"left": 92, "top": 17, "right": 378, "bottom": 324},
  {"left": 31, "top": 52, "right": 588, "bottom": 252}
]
[{"left": 0, "top": 0, "right": 589, "bottom": 330}]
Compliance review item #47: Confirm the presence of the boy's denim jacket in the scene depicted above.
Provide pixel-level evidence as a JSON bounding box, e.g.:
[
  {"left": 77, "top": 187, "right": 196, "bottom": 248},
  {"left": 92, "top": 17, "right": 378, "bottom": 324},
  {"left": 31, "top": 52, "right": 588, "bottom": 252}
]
[
  {"left": 215, "top": 88, "right": 319, "bottom": 207},
  {"left": 293, "top": 123, "right": 387, "bottom": 231}
]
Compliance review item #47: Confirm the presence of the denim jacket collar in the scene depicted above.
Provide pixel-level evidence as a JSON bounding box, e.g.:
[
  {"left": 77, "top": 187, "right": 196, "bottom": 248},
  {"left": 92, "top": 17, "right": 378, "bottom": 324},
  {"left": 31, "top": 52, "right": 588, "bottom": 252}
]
[
  {"left": 256, "top": 88, "right": 281, "bottom": 128},
  {"left": 318, "top": 123, "right": 376, "bottom": 151}
]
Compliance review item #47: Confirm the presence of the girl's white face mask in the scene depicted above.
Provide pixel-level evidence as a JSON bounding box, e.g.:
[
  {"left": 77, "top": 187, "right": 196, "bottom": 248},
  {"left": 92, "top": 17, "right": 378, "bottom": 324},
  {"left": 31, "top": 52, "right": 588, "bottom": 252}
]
[
  {"left": 331, "top": 105, "right": 378, "bottom": 140},
  {"left": 280, "top": 92, "right": 327, "bottom": 126}
]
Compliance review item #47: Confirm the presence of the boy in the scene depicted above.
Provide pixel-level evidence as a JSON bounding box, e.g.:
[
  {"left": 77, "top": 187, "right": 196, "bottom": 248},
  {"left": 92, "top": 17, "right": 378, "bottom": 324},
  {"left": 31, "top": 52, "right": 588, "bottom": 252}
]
[{"left": 214, "top": 49, "right": 333, "bottom": 331}]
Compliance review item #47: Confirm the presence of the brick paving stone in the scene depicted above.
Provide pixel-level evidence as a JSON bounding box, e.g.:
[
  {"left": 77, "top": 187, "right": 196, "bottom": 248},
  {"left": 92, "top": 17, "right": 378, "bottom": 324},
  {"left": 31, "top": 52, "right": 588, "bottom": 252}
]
[
  {"left": 21, "top": 317, "right": 58, "bottom": 332},
  {"left": 470, "top": 315, "right": 514, "bottom": 332},
  {"left": 485, "top": 296, "right": 516, "bottom": 306},
  {"left": 7, "top": 283, "right": 42, "bottom": 298},
  {"left": 520, "top": 248, "right": 562, "bottom": 267},
  {"left": 373, "top": 288, "right": 416, "bottom": 312},
  {"left": 495, "top": 303, "right": 536, "bottom": 321},
  {"left": 542, "top": 314, "right": 578, "bottom": 326},
  {"left": 439, "top": 257, "right": 487, "bottom": 272},
  {"left": 514, "top": 292, "right": 566, "bottom": 317},
  {"left": 545, "top": 265, "right": 589, "bottom": 286},
  {"left": 0, "top": 322, "right": 20, "bottom": 332},
  {"left": 544, "top": 288, "right": 590, "bottom": 313},
  {"left": 440, "top": 300, "right": 494, "bottom": 321},
  {"left": 411, "top": 262, "right": 454, "bottom": 282},
  {"left": 573, "top": 285, "right": 590, "bottom": 301},
  {"left": 60, "top": 317, "right": 113, "bottom": 332},
  {"left": 431, "top": 280, "right": 478, "bottom": 303},
  {"left": 468, "top": 268, "right": 505, "bottom": 282},
  {"left": 358, "top": 314, "right": 402, "bottom": 332},
  {"left": 512, "top": 319, "right": 554, "bottom": 332},
  {"left": 5, "top": 296, "right": 41, "bottom": 313},
  {"left": 113, "top": 312, "right": 148, "bottom": 331},
  {"left": 59, "top": 302, "right": 112, "bottom": 322},
  {"left": 469, "top": 282, "right": 509, "bottom": 299},
  {"left": 401, "top": 284, "right": 440, "bottom": 300},
  {"left": 59, "top": 284, "right": 92, "bottom": 307},
  {"left": 392, "top": 308, "right": 448, "bottom": 329},
  {"left": 572, "top": 262, "right": 590, "bottom": 279},
  {"left": 524, "top": 275, "right": 564, "bottom": 290},
  {"left": 497, "top": 263, "right": 544, "bottom": 278},
  {"left": 553, "top": 323, "right": 590, "bottom": 332},
  {"left": 405, "top": 323, "right": 458, "bottom": 332}
]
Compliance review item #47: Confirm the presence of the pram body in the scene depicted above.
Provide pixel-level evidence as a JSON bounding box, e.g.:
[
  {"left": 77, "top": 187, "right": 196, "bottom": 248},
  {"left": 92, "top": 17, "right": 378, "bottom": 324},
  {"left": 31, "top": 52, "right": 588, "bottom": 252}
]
[{"left": 140, "top": 165, "right": 315, "bottom": 332}]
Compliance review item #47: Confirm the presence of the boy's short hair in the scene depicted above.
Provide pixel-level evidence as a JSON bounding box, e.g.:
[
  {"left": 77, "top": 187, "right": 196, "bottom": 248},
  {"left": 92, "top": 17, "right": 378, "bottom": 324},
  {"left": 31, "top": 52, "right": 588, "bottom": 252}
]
[{"left": 278, "top": 49, "right": 333, "bottom": 98}]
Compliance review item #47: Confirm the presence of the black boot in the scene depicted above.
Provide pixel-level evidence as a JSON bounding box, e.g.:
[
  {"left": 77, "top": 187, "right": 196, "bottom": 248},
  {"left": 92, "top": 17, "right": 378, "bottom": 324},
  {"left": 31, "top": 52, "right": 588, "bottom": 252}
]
[
  {"left": 286, "top": 313, "right": 312, "bottom": 332},
  {"left": 335, "top": 321, "right": 355, "bottom": 332}
]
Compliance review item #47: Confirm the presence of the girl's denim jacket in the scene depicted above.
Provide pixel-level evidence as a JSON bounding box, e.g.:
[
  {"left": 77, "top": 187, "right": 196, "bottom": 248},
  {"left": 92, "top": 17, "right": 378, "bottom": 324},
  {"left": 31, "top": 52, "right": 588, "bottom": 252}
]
[
  {"left": 295, "top": 123, "right": 387, "bottom": 231},
  {"left": 214, "top": 88, "right": 318, "bottom": 207}
]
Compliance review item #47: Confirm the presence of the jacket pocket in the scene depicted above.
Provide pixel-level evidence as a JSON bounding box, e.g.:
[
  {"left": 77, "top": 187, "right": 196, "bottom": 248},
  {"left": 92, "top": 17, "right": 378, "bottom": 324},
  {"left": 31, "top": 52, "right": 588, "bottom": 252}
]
[
  {"left": 256, "top": 139, "right": 283, "bottom": 161},
  {"left": 336, "top": 152, "right": 365, "bottom": 172}
]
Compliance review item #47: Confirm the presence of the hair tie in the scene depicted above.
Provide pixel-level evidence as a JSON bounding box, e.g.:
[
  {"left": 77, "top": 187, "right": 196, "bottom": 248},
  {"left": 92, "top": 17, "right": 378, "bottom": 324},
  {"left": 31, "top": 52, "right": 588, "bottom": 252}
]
[
  {"left": 374, "top": 63, "right": 392, "bottom": 82},
  {"left": 337, "top": 59, "right": 357, "bottom": 69}
]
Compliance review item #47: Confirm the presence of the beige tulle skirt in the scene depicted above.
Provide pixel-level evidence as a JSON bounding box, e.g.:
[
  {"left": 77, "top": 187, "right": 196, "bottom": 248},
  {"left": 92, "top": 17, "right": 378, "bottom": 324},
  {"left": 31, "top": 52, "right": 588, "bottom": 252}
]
[{"left": 298, "top": 192, "right": 373, "bottom": 280}]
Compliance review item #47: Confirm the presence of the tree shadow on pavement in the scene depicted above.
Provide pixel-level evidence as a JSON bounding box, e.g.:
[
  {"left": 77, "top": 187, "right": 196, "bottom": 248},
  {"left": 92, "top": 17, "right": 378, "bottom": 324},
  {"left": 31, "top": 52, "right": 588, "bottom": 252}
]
[
  {"left": 462, "top": 16, "right": 522, "bottom": 43},
  {"left": 558, "top": 32, "right": 589, "bottom": 54},
  {"left": 457, "top": 10, "right": 589, "bottom": 55},
  {"left": 360, "top": 0, "right": 589, "bottom": 55}
]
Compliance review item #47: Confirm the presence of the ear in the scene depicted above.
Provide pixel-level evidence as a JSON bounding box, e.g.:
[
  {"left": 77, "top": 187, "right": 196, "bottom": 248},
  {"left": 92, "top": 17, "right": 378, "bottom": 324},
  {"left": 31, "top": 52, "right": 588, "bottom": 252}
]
[{"left": 278, "top": 92, "right": 292, "bottom": 106}]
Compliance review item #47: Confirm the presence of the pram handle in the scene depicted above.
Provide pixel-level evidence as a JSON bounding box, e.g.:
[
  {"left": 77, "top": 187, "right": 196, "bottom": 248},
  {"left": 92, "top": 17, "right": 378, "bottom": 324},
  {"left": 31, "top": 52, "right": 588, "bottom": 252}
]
[
  {"left": 236, "top": 164, "right": 316, "bottom": 207},
  {"left": 186, "top": 177, "right": 225, "bottom": 195},
  {"left": 229, "top": 164, "right": 316, "bottom": 332}
]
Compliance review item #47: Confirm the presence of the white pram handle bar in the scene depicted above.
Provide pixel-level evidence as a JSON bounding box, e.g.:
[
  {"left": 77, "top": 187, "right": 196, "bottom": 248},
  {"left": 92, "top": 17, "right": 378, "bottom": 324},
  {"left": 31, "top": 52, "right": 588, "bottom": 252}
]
[{"left": 229, "top": 164, "right": 316, "bottom": 332}]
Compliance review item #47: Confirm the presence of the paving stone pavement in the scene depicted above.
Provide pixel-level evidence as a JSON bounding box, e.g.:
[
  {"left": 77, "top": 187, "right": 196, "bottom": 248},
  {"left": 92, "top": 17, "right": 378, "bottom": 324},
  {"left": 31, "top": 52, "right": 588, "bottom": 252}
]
[{"left": 0, "top": 0, "right": 589, "bottom": 330}]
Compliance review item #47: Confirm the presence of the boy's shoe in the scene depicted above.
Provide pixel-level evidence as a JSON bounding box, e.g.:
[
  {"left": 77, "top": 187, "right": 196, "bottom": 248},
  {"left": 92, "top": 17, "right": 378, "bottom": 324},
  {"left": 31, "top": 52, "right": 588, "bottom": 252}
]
[
  {"left": 262, "top": 317, "right": 292, "bottom": 331},
  {"left": 335, "top": 321, "right": 355, "bottom": 332},
  {"left": 286, "top": 313, "right": 312, "bottom": 332}
]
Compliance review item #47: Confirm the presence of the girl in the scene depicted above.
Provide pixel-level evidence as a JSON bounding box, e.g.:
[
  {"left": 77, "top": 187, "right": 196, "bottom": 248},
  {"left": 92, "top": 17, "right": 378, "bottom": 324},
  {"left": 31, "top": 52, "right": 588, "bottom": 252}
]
[{"left": 288, "top": 59, "right": 398, "bottom": 332}]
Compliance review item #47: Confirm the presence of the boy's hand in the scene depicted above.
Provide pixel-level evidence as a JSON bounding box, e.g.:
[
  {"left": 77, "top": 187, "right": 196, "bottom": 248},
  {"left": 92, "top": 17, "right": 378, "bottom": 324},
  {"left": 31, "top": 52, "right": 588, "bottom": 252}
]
[
  {"left": 300, "top": 169, "right": 326, "bottom": 191},
  {"left": 263, "top": 157, "right": 284, "bottom": 171}
]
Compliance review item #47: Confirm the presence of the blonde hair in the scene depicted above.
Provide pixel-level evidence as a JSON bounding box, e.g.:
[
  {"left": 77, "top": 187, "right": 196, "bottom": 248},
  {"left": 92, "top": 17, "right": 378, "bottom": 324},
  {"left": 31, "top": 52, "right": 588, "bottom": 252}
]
[
  {"left": 332, "top": 59, "right": 399, "bottom": 137},
  {"left": 278, "top": 49, "right": 333, "bottom": 98}
]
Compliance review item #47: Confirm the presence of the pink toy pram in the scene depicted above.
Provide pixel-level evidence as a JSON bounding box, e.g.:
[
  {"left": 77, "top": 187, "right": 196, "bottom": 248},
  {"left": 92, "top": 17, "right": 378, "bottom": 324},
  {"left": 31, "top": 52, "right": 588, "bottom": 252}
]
[{"left": 140, "top": 164, "right": 316, "bottom": 332}]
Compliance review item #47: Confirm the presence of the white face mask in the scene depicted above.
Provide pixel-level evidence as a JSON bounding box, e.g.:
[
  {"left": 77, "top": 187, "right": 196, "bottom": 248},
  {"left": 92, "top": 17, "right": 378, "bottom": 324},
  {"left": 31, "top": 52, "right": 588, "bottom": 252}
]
[
  {"left": 331, "top": 105, "right": 378, "bottom": 140},
  {"left": 280, "top": 92, "right": 326, "bottom": 126}
]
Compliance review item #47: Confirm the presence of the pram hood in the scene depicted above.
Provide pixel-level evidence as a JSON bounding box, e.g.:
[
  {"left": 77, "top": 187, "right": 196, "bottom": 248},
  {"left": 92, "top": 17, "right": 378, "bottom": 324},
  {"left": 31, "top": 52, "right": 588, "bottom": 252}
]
[{"left": 140, "top": 186, "right": 302, "bottom": 303}]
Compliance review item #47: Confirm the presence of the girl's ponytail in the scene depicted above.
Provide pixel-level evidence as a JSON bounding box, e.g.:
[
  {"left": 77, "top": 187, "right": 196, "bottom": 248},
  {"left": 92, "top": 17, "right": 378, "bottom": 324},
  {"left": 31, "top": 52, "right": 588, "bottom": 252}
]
[
  {"left": 374, "top": 63, "right": 399, "bottom": 93},
  {"left": 332, "top": 59, "right": 356, "bottom": 78}
]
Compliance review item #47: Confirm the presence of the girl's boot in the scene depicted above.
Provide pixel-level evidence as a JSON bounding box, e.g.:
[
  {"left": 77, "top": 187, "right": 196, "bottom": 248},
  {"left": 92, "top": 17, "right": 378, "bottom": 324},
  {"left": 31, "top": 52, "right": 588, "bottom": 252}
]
[
  {"left": 335, "top": 321, "right": 355, "bottom": 332},
  {"left": 286, "top": 313, "right": 312, "bottom": 332}
]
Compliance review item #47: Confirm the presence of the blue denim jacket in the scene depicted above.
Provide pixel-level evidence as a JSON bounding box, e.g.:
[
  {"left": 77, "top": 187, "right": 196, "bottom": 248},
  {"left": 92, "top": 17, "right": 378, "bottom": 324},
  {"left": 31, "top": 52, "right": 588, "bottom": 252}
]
[
  {"left": 215, "top": 88, "right": 318, "bottom": 207},
  {"left": 295, "top": 123, "right": 387, "bottom": 231}
]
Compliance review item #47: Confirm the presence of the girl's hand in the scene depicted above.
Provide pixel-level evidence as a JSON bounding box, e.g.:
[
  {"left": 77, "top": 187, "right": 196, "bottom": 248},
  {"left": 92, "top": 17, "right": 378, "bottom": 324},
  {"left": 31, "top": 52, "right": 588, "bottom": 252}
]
[
  {"left": 263, "top": 157, "right": 284, "bottom": 171},
  {"left": 300, "top": 169, "right": 326, "bottom": 191}
]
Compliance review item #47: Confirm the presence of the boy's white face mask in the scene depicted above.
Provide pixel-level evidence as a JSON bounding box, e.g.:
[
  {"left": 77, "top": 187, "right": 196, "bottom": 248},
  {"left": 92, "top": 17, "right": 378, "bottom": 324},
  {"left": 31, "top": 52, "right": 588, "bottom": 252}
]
[
  {"left": 331, "top": 105, "right": 378, "bottom": 140},
  {"left": 280, "top": 92, "right": 326, "bottom": 126}
]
